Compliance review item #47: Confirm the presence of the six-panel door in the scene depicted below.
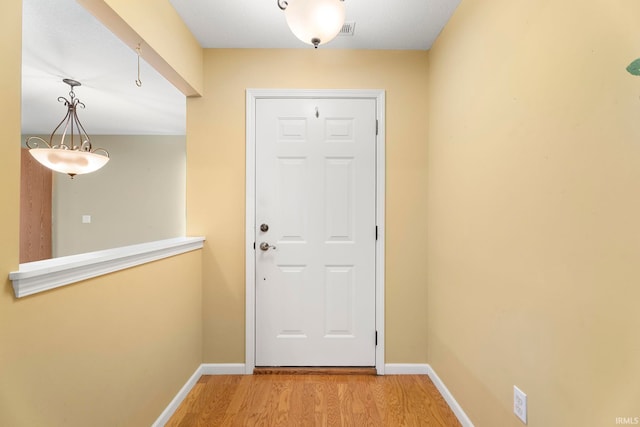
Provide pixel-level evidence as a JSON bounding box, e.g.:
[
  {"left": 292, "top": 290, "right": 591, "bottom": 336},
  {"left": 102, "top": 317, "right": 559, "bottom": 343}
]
[{"left": 255, "top": 97, "right": 377, "bottom": 366}]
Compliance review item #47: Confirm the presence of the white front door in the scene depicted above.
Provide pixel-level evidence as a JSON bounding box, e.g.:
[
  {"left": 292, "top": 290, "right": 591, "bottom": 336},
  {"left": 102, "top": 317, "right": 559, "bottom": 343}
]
[{"left": 254, "top": 97, "right": 377, "bottom": 366}]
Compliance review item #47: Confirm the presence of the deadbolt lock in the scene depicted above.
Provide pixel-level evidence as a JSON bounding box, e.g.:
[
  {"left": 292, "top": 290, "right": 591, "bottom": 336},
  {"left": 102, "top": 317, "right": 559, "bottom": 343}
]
[{"left": 260, "top": 223, "right": 269, "bottom": 232}]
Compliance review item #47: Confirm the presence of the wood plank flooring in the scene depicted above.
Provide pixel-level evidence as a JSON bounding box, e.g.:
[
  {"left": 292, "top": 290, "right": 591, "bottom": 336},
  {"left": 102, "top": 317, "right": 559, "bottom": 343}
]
[{"left": 166, "top": 374, "right": 461, "bottom": 426}]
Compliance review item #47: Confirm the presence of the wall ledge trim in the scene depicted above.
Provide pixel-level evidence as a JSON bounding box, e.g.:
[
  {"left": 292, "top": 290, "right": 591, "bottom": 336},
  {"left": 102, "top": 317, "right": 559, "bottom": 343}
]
[{"left": 9, "top": 236, "right": 205, "bottom": 298}]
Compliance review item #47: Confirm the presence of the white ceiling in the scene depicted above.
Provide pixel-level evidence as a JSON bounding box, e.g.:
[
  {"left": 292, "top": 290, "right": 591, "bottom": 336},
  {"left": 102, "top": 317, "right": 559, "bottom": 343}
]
[
  {"left": 22, "top": 0, "right": 186, "bottom": 135},
  {"left": 22, "top": 0, "right": 461, "bottom": 135},
  {"left": 169, "top": 0, "right": 461, "bottom": 50}
]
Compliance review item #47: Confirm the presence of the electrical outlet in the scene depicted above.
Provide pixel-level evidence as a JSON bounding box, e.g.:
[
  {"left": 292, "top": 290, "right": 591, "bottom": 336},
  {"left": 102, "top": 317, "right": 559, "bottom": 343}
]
[{"left": 514, "top": 385, "right": 527, "bottom": 424}]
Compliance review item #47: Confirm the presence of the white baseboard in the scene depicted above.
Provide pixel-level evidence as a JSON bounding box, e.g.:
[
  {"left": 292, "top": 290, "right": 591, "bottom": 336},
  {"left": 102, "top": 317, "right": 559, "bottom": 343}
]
[
  {"left": 384, "top": 363, "right": 473, "bottom": 426},
  {"left": 152, "top": 363, "right": 247, "bottom": 426},
  {"left": 426, "top": 365, "right": 474, "bottom": 427},
  {"left": 384, "top": 363, "right": 430, "bottom": 375},
  {"left": 153, "top": 362, "right": 473, "bottom": 427},
  {"left": 201, "top": 363, "right": 246, "bottom": 375},
  {"left": 151, "top": 365, "right": 203, "bottom": 427}
]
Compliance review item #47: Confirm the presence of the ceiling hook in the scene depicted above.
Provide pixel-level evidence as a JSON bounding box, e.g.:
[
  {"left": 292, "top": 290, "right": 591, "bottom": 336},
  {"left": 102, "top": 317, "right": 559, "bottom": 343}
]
[{"left": 135, "top": 44, "right": 143, "bottom": 87}]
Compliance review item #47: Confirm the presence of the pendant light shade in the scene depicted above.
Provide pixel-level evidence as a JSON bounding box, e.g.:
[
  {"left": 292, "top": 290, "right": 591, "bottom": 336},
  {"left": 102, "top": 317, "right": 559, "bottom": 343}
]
[
  {"left": 26, "top": 79, "right": 109, "bottom": 178},
  {"left": 278, "top": 0, "right": 345, "bottom": 48},
  {"left": 29, "top": 147, "right": 109, "bottom": 176}
]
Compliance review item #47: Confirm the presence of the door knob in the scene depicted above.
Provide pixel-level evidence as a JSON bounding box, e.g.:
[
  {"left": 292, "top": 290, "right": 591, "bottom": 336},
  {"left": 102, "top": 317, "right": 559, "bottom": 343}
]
[{"left": 259, "top": 242, "right": 277, "bottom": 251}]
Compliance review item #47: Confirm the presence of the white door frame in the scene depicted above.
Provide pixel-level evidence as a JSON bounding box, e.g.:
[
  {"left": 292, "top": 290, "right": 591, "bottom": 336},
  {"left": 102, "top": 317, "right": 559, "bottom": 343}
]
[{"left": 245, "top": 89, "right": 385, "bottom": 375}]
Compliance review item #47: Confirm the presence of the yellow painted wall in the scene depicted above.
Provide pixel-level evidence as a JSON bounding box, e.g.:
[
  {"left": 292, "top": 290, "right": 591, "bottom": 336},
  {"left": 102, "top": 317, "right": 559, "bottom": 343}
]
[
  {"left": 0, "top": 254, "right": 202, "bottom": 427},
  {"left": 79, "top": 0, "right": 203, "bottom": 96},
  {"left": 0, "top": 1, "right": 203, "bottom": 425},
  {"left": 187, "top": 49, "right": 430, "bottom": 363},
  {"left": 427, "top": 0, "right": 640, "bottom": 425},
  {"left": 0, "top": 0, "right": 21, "bottom": 289}
]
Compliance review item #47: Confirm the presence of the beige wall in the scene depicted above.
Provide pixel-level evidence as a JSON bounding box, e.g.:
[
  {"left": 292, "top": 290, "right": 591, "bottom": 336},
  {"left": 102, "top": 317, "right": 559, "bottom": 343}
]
[
  {"left": 0, "top": 1, "right": 203, "bottom": 426},
  {"left": 0, "top": 253, "right": 202, "bottom": 427},
  {"left": 427, "top": 0, "right": 640, "bottom": 425},
  {"left": 52, "top": 135, "right": 186, "bottom": 257},
  {"left": 78, "top": 0, "right": 203, "bottom": 96},
  {"left": 12, "top": 0, "right": 640, "bottom": 423},
  {"left": 188, "top": 49, "right": 430, "bottom": 363},
  {"left": 0, "top": 0, "right": 21, "bottom": 290}
]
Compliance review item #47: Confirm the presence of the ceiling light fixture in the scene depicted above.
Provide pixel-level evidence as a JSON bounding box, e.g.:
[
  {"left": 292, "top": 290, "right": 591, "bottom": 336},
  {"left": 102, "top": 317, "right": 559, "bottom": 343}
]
[
  {"left": 26, "top": 79, "right": 109, "bottom": 178},
  {"left": 277, "top": 0, "right": 345, "bottom": 48}
]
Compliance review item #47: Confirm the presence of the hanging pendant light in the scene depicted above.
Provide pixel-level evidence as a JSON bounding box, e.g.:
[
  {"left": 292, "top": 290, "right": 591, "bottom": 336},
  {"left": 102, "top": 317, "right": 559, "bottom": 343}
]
[
  {"left": 26, "top": 79, "right": 109, "bottom": 178},
  {"left": 277, "top": 0, "right": 345, "bottom": 48}
]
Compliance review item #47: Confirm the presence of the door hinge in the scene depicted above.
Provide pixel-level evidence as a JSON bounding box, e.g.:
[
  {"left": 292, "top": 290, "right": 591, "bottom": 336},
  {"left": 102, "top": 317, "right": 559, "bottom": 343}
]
[
  {"left": 375, "top": 330, "right": 378, "bottom": 346},
  {"left": 375, "top": 119, "right": 379, "bottom": 135},
  {"left": 253, "top": 241, "right": 255, "bottom": 250},
  {"left": 375, "top": 226, "right": 378, "bottom": 240}
]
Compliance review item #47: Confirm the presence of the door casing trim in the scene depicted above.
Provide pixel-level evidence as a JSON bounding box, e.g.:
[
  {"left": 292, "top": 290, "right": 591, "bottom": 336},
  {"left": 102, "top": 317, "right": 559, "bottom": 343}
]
[{"left": 245, "top": 89, "right": 386, "bottom": 374}]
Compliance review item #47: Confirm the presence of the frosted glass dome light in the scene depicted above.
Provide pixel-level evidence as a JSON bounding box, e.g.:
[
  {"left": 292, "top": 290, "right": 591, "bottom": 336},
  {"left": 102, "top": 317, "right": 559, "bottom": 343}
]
[{"left": 279, "top": 0, "right": 345, "bottom": 48}]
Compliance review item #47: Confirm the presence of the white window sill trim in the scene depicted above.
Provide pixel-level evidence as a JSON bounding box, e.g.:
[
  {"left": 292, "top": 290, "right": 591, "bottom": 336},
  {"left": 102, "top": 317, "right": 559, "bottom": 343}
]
[{"left": 9, "top": 236, "right": 205, "bottom": 298}]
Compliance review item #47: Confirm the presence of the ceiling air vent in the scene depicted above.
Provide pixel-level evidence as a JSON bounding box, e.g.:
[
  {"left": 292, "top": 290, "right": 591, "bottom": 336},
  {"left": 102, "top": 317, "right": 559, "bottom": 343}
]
[{"left": 339, "top": 21, "right": 356, "bottom": 36}]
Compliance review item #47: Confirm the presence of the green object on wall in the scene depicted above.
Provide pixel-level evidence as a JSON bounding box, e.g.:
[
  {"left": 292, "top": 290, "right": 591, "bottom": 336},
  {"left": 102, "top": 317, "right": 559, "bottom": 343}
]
[{"left": 626, "top": 58, "right": 640, "bottom": 75}]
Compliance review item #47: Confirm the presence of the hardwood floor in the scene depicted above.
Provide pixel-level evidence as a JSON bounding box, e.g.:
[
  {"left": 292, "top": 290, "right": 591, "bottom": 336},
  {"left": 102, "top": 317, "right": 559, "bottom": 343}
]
[{"left": 166, "top": 374, "right": 461, "bottom": 426}]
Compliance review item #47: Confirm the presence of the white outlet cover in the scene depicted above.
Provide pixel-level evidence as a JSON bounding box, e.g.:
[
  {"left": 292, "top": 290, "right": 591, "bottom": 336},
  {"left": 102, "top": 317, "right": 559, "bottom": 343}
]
[
  {"left": 82, "top": 215, "right": 91, "bottom": 224},
  {"left": 514, "top": 385, "right": 527, "bottom": 424}
]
